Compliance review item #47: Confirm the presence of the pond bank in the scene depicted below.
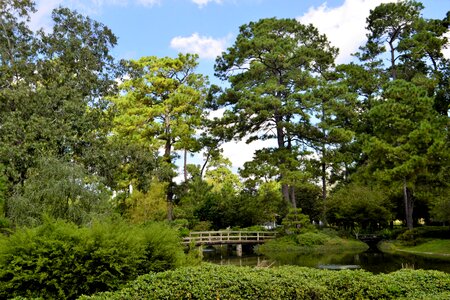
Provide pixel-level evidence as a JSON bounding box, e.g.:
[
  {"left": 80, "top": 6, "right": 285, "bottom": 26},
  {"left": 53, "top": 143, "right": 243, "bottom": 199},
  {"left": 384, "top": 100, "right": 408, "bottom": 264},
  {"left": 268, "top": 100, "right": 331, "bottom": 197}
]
[
  {"left": 379, "top": 239, "right": 450, "bottom": 259},
  {"left": 256, "top": 231, "right": 368, "bottom": 254}
]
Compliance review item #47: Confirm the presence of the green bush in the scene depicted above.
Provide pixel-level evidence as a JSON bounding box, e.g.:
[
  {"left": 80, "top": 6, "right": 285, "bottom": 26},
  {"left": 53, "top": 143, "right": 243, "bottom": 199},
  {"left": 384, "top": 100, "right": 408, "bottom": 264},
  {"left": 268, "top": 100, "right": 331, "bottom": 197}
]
[
  {"left": 0, "top": 219, "right": 186, "bottom": 299},
  {"left": 295, "top": 231, "right": 329, "bottom": 246},
  {"left": 80, "top": 264, "right": 450, "bottom": 300}
]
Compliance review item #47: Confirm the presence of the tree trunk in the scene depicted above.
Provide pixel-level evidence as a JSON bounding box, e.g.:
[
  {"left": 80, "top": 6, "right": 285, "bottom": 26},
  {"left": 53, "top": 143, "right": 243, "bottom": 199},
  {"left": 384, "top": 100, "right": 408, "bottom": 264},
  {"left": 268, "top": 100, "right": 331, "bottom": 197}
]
[
  {"left": 163, "top": 113, "right": 175, "bottom": 221},
  {"left": 183, "top": 149, "right": 188, "bottom": 182},
  {"left": 389, "top": 40, "right": 397, "bottom": 79},
  {"left": 321, "top": 162, "right": 327, "bottom": 202},
  {"left": 275, "top": 113, "right": 292, "bottom": 205},
  {"left": 403, "top": 178, "right": 413, "bottom": 230},
  {"left": 290, "top": 186, "right": 296, "bottom": 208},
  {"left": 164, "top": 134, "right": 174, "bottom": 221},
  {"left": 282, "top": 183, "right": 290, "bottom": 204}
]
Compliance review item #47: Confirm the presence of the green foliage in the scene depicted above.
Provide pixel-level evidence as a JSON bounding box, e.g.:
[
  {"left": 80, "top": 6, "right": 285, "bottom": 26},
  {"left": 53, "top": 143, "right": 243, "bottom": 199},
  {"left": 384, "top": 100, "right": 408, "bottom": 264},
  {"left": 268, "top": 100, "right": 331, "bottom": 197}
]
[
  {"left": 282, "top": 208, "right": 311, "bottom": 234},
  {"left": 0, "top": 219, "right": 186, "bottom": 299},
  {"left": 397, "top": 229, "right": 422, "bottom": 246},
  {"left": 294, "top": 182, "right": 322, "bottom": 222},
  {"left": 430, "top": 187, "right": 450, "bottom": 224},
  {"left": 112, "top": 53, "right": 209, "bottom": 220},
  {"left": 214, "top": 17, "right": 337, "bottom": 206},
  {"left": 81, "top": 264, "right": 450, "bottom": 300},
  {"left": 0, "top": 5, "right": 119, "bottom": 186},
  {"left": 397, "top": 226, "right": 450, "bottom": 246},
  {"left": 7, "top": 156, "right": 111, "bottom": 227},
  {"left": 326, "top": 182, "right": 392, "bottom": 230},
  {"left": 125, "top": 180, "right": 167, "bottom": 224}
]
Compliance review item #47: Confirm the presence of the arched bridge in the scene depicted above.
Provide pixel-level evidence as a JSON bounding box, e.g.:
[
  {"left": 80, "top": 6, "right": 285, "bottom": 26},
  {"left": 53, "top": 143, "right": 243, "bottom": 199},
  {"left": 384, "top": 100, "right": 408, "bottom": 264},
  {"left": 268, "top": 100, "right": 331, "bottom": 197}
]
[
  {"left": 182, "top": 231, "right": 277, "bottom": 246},
  {"left": 357, "top": 234, "right": 383, "bottom": 245}
]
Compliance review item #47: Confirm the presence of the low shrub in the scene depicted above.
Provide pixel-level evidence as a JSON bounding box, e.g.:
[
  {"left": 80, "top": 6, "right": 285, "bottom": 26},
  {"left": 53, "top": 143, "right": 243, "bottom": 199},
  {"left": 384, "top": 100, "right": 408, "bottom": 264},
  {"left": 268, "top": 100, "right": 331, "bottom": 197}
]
[
  {"left": 0, "top": 219, "right": 186, "bottom": 299},
  {"left": 295, "top": 231, "right": 329, "bottom": 246},
  {"left": 80, "top": 264, "right": 450, "bottom": 300}
]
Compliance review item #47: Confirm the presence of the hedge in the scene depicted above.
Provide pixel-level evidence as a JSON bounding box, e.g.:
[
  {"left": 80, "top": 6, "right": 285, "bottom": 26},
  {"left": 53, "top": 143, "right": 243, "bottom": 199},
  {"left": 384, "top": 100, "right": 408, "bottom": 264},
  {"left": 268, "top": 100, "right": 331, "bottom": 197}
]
[{"left": 81, "top": 264, "right": 450, "bottom": 300}]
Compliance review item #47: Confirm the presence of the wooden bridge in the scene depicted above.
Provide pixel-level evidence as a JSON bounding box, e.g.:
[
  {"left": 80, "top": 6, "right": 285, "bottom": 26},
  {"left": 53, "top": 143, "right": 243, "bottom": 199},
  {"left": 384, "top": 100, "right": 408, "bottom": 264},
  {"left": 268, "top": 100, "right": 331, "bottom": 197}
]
[
  {"left": 357, "top": 234, "right": 383, "bottom": 246},
  {"left": 182, "top": 231, "right": 277, "bottom": 246}
]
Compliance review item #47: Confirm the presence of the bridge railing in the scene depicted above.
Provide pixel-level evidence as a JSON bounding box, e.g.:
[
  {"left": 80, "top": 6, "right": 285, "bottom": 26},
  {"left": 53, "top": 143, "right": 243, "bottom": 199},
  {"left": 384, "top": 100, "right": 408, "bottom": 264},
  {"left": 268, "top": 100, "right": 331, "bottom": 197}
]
[{"left": 182, "top": 231, "right": 277, "bottom": 245}]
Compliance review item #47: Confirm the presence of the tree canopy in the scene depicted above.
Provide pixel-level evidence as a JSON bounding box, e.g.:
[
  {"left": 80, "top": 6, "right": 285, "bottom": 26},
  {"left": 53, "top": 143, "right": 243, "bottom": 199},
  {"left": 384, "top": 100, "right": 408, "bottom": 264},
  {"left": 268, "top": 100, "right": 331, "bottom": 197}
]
[{"left": 0, "top": 1, "right": 448, "bottom": 232}]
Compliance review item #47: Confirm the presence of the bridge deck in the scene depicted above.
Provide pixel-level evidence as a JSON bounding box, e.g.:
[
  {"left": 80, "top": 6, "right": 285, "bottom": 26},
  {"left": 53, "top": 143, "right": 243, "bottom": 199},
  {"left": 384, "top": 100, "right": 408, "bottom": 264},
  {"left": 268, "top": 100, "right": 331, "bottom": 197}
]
[{"left": 182, "top": 231, "right": 276, "bottom": 246}]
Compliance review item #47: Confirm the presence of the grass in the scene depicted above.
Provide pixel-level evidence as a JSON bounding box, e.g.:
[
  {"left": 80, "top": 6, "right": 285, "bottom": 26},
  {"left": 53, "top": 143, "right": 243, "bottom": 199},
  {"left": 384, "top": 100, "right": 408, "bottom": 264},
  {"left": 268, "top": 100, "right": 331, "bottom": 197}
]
[
  {"left": 403, "top": 240, "right": 450, "bottom": 255},
  {"left": 380, "top": 239, "right": 450, "bottom": 258}
]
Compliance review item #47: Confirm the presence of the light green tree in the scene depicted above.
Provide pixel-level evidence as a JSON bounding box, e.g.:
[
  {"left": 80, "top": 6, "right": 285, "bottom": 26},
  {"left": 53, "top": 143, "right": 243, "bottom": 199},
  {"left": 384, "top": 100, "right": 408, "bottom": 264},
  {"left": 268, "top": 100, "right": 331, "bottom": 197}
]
[{"left": 112, "top": 54, "right": 209, "bottom": 220}]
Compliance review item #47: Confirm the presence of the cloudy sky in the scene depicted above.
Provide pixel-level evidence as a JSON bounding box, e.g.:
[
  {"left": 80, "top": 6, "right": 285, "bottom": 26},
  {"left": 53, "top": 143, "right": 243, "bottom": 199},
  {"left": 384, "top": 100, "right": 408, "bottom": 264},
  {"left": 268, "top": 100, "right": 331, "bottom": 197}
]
[{"left": 31, "top": 0, "right": 450, "bottom": 172}]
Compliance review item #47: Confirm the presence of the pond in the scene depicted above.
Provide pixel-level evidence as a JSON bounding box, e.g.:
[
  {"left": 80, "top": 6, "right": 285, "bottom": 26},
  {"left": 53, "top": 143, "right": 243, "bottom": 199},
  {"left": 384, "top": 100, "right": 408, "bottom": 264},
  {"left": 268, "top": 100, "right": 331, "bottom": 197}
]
[{"left": 202, "top": 245, "right": 450, "bottom": 274}]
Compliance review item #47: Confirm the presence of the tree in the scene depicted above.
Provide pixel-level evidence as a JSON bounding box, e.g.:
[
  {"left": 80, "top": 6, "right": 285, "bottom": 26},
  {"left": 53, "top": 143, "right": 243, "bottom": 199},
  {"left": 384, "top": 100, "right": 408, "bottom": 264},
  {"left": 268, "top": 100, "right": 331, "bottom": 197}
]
[
  {"left": 125, "top": 179, "right": 167, "bottom": 224},
  {"left": 307, "top": 75, "right": 357, "bottom": 220},
  {"left": 363, "top": 80, "right": 446, "bottom": 229},
  {"left": 112, "top": 54, "right": 208, "bottom": 221},
  {"left": 344, "top": 1, "right": 450, "bottom": 229},
  {"left": 0, "top": 4, "right": 120, "bottom": 224},
  {"left": 8, "top": 156, "right": 111, "bottom": 227},
  {"left": 361, "top": 0, "right": 424, "bottom": 79},
  {"left": 214, "top": 18, "right": 337, "bottom": 206},
  {"left": 326, "top": 183, "right": 392, "bottom": 230}
]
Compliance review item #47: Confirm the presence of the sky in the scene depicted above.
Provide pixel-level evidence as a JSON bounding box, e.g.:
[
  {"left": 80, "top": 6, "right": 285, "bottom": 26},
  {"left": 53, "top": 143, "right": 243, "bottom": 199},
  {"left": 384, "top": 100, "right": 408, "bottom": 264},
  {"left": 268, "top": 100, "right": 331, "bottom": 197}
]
[{"left": 30, "top": 0, "right": 450, "bottom": 174}]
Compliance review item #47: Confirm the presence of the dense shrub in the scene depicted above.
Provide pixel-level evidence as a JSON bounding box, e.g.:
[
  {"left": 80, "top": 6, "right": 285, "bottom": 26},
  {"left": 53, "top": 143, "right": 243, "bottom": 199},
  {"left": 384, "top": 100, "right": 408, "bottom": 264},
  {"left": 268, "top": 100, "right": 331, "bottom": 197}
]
[
  {"left": 80, "top": 264, "right": 450, "bottom": 300},
  {"left": 0, "top": 219, "right": 186, "bottom": 299}
]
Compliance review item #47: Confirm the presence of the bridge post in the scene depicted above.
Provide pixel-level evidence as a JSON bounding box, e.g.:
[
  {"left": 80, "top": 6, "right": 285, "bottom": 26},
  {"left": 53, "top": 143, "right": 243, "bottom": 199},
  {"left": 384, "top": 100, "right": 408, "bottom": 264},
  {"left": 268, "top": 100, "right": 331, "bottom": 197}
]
[{"left": 236, "top": 244, "right": 242, "bottom": 257}]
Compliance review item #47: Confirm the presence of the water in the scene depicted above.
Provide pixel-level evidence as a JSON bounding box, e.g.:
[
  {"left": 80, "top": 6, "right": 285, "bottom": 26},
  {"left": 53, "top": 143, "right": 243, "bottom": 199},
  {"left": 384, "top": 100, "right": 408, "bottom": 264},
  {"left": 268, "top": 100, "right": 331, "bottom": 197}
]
[{"left": 202, "top": 245, "right": 450, "bottom": 274}]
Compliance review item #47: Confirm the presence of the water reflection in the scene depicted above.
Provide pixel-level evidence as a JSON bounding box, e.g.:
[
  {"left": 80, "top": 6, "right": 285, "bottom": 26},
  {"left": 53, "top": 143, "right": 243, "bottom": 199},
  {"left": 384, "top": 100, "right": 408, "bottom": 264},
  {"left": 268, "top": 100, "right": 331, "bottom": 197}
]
[{"left": 202, "top": 246, "right": 450, "bottom": 274}]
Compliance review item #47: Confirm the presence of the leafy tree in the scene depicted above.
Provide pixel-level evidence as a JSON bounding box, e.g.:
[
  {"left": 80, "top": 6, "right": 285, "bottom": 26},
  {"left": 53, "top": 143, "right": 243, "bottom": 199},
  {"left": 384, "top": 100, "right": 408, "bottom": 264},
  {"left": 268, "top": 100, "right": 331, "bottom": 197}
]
[
  {"left": 249, "top": 180, "right": 287, "bottom": 225},
  {"left": 214, "top": 18, "right": 337, "bottom": 207},
  {"left": 112, "top": 54, "right": 209, "bottom": 221},
  {"left": 294, "top": 182, "right": 322, "bottom": 223},
  {"left": 176, "top": 171, "right": 214, "bottom": 228},
  {"left": 204, "top": 157, "right": 242, "bottom": 193},
  {"left": 326, "top": 183, "right": 392, "bottom": 230},
  {"left": 430, "top": 187, "right": 450, "bottom": 224},
  {"left": 0, "top": 4, "right": 120, "bottom": 227},
  {"left": 342, "top": 1, "right": 450, "bottom": 230},
  {"left": 125, "top": 180, "right": 167, "bottom": 224},
  {"left": 0, "top": 6, "right": 118, "bottom": 183},
  {"left": 8, "top": 157, "right": 111, "bottom": 227}
]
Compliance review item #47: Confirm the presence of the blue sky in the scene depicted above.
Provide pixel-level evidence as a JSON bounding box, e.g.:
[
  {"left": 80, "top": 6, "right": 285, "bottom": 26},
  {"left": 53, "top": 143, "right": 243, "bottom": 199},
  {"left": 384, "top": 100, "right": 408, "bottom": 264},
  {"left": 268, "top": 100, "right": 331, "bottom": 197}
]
[
  {"left": 32, "top": 0, "right": 450, "bottom": 82},
  {"left": 30, "top": 0, "right": 450, "bottom": 172}
]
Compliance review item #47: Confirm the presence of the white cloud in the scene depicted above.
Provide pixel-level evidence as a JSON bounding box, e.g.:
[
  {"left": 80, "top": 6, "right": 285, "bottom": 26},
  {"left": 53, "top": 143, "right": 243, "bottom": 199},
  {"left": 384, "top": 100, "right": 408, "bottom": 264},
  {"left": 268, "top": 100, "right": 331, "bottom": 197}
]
[
  {"left": 191, "top": 0, "right": 222, "bottom": 8},
  {"left": 297, "top": 0, "right": 394, "bottom": 64},
  {"left": 31, "top": 0, "right": 160, "bottom": 31},
  {"left": 443, "top": 31, "right": 450, "bottom": 59},
  {"left": 30, "top": 0, "right": 64, "bottom": 31},
  {"left": 170, "top": 33, "right": 230, "bottom": 59},
  {"left": 135, "top": 0, "right": 161, "bottom": 7},
  {"left": 221, "top": 139, "right": 277, "bottom": 171}
]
